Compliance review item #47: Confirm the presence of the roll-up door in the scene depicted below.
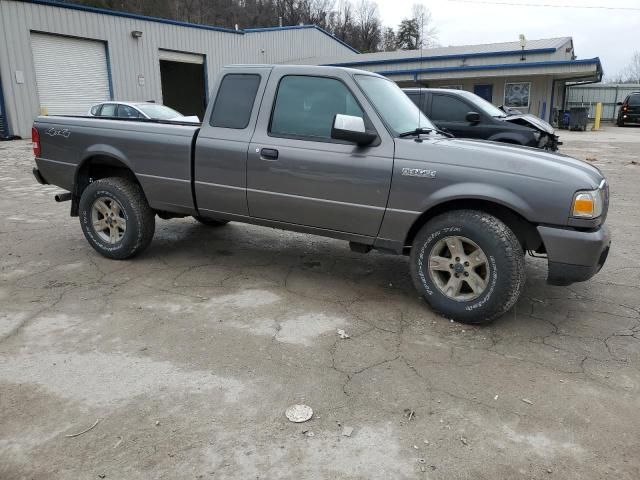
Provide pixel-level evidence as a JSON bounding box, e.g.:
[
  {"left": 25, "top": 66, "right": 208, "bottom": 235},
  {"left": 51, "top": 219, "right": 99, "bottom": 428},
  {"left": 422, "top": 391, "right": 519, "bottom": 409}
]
[{"left": 30, "top": 33, "right": 111, "bottom": 115}]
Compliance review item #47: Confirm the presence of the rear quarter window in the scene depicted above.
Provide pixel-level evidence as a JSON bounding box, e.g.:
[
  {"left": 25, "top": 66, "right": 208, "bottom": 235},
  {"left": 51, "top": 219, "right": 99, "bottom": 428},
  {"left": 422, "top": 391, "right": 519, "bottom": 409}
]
[
  {"left": 628, "top": 94, "right": 640, "bottom": 106},
  {"left": 209, "top": 74, "right": 261, "bottom": 129},
  {"left": 90, "top": 105, "right": 100, "bottom": 115}
]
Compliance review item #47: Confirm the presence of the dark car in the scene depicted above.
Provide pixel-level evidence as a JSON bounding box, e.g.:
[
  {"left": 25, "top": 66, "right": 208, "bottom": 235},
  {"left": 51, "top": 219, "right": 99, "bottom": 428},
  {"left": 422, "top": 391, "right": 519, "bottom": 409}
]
[
  {"left": 403, "top": 88, "right": 560, "bottom": 151},
  {"left": 616, "top": 92, "right": 640, "bottom": 126}
]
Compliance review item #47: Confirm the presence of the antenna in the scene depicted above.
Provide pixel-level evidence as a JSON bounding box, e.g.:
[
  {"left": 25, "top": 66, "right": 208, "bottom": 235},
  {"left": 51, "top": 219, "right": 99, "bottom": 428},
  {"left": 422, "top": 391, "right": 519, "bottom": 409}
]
[{"left": 417, "top": 11, "right": 425, "bottom": 131}]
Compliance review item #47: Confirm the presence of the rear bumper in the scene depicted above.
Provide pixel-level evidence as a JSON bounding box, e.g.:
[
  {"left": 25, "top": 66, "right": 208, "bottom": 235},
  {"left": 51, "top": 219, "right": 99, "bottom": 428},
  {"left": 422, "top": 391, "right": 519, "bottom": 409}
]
[{"left": 537, "top": 224, "right": 611, "bottom": 286}]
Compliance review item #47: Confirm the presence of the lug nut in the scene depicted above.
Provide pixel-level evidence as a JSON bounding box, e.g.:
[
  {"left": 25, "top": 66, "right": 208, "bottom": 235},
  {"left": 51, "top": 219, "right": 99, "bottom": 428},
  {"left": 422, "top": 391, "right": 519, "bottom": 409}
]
[
  {"left": 464, "top": 272, "right": 469, "bottom": 277},
  {"left": 464, "top": 261, "right": 469, "bottom": 266},
  {"left": 455, "top": 257, "right": 460, "bottom": 262},
  {"left": 449, "top": 264, "right": 454, "bottom": 269}
]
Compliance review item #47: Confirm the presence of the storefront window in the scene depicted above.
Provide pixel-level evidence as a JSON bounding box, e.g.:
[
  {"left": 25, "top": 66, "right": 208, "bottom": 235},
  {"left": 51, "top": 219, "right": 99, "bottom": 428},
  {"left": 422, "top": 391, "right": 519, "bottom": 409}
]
[{"left": 504, "top": 82, "right": 531, "bottom": 108}]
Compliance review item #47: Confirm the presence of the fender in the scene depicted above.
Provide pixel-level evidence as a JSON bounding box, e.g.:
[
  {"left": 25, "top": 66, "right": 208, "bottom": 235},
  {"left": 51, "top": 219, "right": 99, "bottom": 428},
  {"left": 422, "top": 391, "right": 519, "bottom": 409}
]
[
  {"left": 377, "top": 182, "right": 537, "bottom": 250},
  {"left": 421, "top": 182, "right": 535, "bottom": 220},
  {"left": 78, "top": 143, "right": 134, "bottom": 174},
  {"left": 487, "top": 133, "right": 527, "bottom": 145},
  {"left": 71, "top": 145, "right": 138, "bottom": 216}
]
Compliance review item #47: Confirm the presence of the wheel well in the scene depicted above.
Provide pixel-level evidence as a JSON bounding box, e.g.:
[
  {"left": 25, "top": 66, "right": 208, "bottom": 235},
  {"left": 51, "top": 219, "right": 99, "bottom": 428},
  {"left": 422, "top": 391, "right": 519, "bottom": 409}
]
[
  {"left": 71, "top": 155, "right": 140, "bottom": 216},
  {"left": 404, "top": 199, "right": 543, "bottom": 253}
]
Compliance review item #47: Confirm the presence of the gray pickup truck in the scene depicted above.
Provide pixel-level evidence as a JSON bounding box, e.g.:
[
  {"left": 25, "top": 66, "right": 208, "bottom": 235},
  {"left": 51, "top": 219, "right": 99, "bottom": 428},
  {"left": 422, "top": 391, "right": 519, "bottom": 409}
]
[{"left": 32, "top": 65, "right": 610, "bottom": 324}]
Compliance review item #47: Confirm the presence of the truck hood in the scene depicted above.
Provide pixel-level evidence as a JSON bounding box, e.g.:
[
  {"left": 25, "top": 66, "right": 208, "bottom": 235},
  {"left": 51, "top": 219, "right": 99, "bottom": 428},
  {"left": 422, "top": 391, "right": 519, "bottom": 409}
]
[
  {"left": 503, "top": 113, "right": 555, "bottom": 135},
  {"left": 397, "top": 136, "right": 603, "bottom": 188}
]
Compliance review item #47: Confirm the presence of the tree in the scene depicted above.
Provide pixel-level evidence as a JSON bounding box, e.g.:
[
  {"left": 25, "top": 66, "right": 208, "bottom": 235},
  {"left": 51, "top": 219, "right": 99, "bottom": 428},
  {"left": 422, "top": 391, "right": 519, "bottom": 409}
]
[
  {"left": 382, "top": 27, "right": 397, "bottom": 52},
  {"left": 353, "top": 0, "right": 382, "bottom": 53},
  {"left": 622, "top": 51, "right": 640, "bottom": 84},
  {"left": 410, "top": 3, "right": 437, "bottom": 48},
  {"left": 396, "top": 18, "right": 419, "bottom": 50}
]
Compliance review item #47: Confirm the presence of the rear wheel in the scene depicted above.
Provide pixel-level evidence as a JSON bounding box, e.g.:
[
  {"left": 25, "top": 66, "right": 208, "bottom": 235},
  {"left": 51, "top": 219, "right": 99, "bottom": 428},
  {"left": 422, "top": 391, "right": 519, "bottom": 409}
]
[
  {"left": 79, "top": 177, "right": 155, "bottom": 259},
  {"left": 409, "top": 210, "right": 525, "bottom": 324}
]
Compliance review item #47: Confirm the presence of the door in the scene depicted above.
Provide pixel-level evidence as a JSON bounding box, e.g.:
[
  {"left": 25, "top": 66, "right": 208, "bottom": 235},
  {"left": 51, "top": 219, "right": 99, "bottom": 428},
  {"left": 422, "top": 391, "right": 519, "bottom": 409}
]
[
  {"left": 159, "top": 50, "right": 206, "bottom": 119},
  {"left": 474, "top": 84, "right": 493, "bottom": 102},
  {"left": 429, "top": 93, "right": 487, "bottom": 139},
  {"left": 247, "top": 72, "right": 394, "bottom": 237},
  {"left": 30, "top": 33, "right": 111, "bottom": 115},
  {"left": 194, "top": 67, "right": 270, "bottom": 218}
]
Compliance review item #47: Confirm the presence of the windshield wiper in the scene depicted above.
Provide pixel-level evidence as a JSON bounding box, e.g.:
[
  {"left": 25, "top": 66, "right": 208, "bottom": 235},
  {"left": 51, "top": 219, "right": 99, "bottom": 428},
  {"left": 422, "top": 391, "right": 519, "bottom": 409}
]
[
  {"left": 398, "top": 127, "right": 434, "bottom": 138},
  {"left": 399, "top": 127, "right": 454, "bottom": 138}
]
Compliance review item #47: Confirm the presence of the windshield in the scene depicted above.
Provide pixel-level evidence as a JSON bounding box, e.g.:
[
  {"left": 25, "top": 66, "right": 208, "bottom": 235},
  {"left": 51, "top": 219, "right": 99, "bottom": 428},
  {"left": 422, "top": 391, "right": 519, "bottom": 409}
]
[
  {"left": 455, "top": 90, "right": 507, "bottom": 117},
  {"left": 136, "top": 104, "right": 183, "bottom": 120},
  {"left": 355, "top": 74, "right": 435, "bottom": 135}
]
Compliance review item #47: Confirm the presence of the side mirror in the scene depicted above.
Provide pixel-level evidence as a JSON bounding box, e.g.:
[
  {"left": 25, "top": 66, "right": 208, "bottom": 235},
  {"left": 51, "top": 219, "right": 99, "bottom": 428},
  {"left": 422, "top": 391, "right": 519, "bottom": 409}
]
[
  {"left": 466, "top": 111, "right": 481, "bottom": 124},
  {"left": 331, "top": 114, "right": 377, "bottom": 146},
  {"left": 616, "top": 102, "right": 624, "bottom": 106}
]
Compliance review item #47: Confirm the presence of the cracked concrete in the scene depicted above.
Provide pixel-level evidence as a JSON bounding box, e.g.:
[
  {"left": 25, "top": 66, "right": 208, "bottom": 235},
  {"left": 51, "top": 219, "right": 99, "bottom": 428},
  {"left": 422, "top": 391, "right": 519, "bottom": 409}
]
[{"left": 1, "top": 127, "right": 639, "bottom": 479}]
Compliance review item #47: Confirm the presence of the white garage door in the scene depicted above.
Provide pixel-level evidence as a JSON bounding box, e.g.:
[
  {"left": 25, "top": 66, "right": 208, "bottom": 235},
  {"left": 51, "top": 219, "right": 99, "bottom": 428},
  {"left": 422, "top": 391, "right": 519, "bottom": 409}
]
[{"left": 31, "top": 33, "right": 111, "bottom": 116}]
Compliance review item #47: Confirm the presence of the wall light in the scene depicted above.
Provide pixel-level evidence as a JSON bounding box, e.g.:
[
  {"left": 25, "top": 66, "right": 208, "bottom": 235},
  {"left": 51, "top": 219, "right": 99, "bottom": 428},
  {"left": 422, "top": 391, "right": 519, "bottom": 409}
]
[{"left": 131, "top": 30, "right": 143, "bottom": 39}]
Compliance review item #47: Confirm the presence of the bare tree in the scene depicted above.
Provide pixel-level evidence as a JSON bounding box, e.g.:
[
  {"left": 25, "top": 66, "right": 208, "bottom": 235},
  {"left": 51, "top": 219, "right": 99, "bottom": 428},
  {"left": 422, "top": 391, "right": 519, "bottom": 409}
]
[
  {"left": 623, "top": 51, "right": 640, "bottom": 84},
  {"left": 410, "top": 3, "right": 437, "bottom": 48},
  {"left": 353, "top": 0, "right": 382, "bottom": 52}
]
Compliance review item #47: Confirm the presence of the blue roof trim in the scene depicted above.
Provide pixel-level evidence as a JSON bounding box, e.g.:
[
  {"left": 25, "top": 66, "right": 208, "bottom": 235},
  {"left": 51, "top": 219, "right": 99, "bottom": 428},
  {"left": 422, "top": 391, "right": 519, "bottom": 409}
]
[
  {"left": 25, "top": 0, "right": 242, "bottom": 33},
  {"left": 325, "top": 47, "right": 557, "bottom": 67},
  {"left": 22, "top": 0, "right": 360, "bottom": 53},
  {"left": 375, "top": 58, "right": 603, "bottom": 76},
  {"left": 244, "top": 25, "right": 359, "bottom": 54}
]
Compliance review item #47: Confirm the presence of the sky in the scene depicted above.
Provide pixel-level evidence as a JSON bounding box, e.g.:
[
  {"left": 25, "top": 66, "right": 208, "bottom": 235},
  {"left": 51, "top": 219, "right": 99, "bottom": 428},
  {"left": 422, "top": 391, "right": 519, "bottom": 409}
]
[{"left": 376, "top": 0, "right": 640, "bottom": 78}]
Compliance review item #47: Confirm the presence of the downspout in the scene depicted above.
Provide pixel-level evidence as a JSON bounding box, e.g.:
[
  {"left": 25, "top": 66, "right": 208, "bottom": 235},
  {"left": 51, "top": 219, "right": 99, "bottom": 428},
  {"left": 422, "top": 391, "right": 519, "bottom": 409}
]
[{"left": 0, "top": 71, "right": 9, "bottom": 137}]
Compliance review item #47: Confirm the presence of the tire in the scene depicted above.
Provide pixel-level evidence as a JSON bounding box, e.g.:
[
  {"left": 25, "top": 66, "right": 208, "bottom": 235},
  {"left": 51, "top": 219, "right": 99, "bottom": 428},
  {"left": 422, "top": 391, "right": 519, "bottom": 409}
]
[
  {"left": 79, "top": 177, "right": 155, "bottom": 259},
  {"left": 194, "top": 216, "right": 229, "bottom": 227},
  {"left": 409, "top": 210, "right": 525, "bottom": 324}
]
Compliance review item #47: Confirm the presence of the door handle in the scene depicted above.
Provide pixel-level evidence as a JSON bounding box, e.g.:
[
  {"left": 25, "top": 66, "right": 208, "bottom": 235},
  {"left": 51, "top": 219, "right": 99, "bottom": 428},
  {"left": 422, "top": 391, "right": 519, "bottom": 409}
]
[{"left": 260, "top": 148, "right": 279, "bottom": 161}]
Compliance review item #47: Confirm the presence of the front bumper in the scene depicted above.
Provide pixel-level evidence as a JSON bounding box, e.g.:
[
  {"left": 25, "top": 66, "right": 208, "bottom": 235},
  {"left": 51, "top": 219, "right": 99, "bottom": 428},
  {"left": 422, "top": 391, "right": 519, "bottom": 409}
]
[{"left": 538, "top": 224, "right": 611, "bottom": 286}]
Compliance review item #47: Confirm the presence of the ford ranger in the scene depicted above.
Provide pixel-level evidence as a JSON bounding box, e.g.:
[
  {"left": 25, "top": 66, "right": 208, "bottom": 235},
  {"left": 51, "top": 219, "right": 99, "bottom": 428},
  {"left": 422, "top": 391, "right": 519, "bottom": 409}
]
[{"left": 32, "top": 65, "right": 611, "bottom": 324}]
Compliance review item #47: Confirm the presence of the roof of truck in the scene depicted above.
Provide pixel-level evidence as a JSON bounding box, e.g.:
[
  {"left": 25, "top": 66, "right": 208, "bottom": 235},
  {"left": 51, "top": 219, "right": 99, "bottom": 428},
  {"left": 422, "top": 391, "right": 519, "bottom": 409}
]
[{"left": 224, "top": 64, "right": 385, "bottom": 77}]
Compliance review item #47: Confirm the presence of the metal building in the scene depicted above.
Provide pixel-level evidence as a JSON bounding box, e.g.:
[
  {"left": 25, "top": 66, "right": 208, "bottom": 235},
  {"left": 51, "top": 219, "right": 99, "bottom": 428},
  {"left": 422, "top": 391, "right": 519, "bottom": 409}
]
[
  {"left": 296, "top": 37, "right": 602, "bottom": 123},
  {"left": 0, "top": 0, "right": 358, "bottom": 137},
  {"left": 567, "top": 83, "right": 640, "bottom": 121}
]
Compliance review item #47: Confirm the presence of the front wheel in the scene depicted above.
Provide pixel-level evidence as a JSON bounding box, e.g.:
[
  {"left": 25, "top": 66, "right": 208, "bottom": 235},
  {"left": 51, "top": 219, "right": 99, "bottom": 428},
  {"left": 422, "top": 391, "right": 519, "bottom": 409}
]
[
  {"left": 409, "top": 210, "right": 525, "bottom": 324},
  {"left": 79, "top": 177, "right": 155, "bottom": 259}
]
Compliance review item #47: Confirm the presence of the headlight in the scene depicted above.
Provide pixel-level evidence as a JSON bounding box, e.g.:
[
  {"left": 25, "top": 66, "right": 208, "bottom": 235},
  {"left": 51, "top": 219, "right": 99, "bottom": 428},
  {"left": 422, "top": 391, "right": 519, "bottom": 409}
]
[{"left": 572, "top": 188, "right": 604, "bottom": 218}]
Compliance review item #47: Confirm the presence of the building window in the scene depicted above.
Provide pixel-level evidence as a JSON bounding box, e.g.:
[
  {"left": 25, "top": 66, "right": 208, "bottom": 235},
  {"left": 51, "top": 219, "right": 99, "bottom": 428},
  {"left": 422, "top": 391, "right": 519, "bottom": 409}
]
[{"left": 504, "top": 82, "right": 531, "bottom": 108}]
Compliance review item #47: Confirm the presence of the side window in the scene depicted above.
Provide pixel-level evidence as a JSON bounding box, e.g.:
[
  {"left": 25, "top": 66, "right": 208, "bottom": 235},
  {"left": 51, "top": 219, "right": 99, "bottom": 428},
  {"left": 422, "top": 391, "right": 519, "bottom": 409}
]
[
  {"left": 117, "top": 104, "right": 140, "bottom": 119},
  {"left": 270, "top": 75, "right": 365, "bottom": 141},
  {"left": 98, "top": 104, "right": 117, "bottom": 117},
  {"left": 210, "top": 74, "right": 261, "bottom": 129},
  {"left": 430, "top": 95, "right": 472, "bottom": 122}
]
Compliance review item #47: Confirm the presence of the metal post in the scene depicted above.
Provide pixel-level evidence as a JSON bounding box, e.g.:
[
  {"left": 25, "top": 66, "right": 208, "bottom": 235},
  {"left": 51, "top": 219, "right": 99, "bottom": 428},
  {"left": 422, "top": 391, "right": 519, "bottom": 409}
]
[{"left": 592, "top": 102, "right": 602, "bottom": 131}]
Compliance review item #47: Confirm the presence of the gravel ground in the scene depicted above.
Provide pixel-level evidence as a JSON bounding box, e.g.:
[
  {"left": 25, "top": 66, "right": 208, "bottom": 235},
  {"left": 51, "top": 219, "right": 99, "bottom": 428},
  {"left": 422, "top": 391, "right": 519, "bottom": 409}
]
[{"left": 1, "top": 125, "right": 639, "bottom": 479}]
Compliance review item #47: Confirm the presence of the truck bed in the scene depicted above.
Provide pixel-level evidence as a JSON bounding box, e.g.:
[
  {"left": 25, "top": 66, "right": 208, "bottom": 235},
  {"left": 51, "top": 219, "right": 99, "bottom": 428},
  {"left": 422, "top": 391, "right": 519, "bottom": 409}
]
[{"left": 34, "top": 115, "right": 200, "bottom": 214}]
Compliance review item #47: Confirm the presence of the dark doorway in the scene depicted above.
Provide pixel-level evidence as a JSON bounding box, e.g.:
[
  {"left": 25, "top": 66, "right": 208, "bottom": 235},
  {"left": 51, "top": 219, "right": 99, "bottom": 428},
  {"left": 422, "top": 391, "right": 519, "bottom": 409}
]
[
  {"left": 160, "top": 60, "right": 206, "bottom": 120},
  {"left": 473, "top": 84, "right": 493, "bottom": 103}
]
